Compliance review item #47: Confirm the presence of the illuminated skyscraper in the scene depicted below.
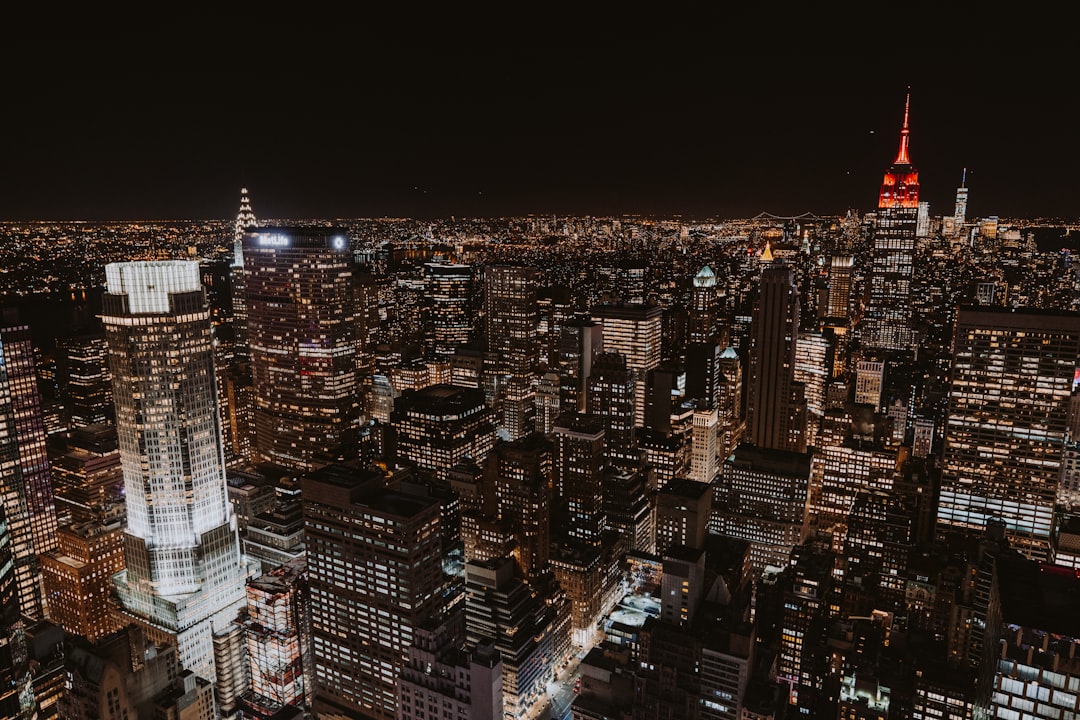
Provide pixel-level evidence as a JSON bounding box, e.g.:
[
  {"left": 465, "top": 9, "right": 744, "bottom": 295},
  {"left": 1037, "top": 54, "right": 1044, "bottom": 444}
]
[
  {"left": 552, "top": 413, "right": 605, "bottom": 545},
  {"left": 242, "top": 558, "right": 312, "bottom": 716},
  {"left": 937, "top": 307, "right": 1080, "bottom": 561},
  {"left": 243, "top": 227, "right": 361, "bottom": 470},
  {"left": 592, "top": 303, "right": 662, "bottom": 427},
  {"left": 954, "top": 168, "right": 969, "bottom": 226},
  {"left": 746, "top": 263, "right": 806, "bottom": 454},
  {"left": 102, "top": 261, "right": 252, "bottom": 700},
  {"left": 688, "top": 265, "right": 719, "bottom": 344},
  {"left": 0, "top": 321, "right": 58, "bottom": 620},
  {"left": 587, "top": 352, "right": 637, "bottom": 467},
  {"left": 303, "top": 463, "right": 450, "bottom": 720},
  {"left": 487, "top": 433, "right": 552, "bottom": 581},
  {"left": 231, "top": 188, "right": 256, "bottom": 364},
  {"left": 55, "top": 334, "right": 114, "bottom": 428},
  {"left": 390, "top": 384, "right": 496, "bottom": 484},
  {"left": 484, "top": 265, "right": 538, "bottom": 440},
  {"left": 825, "top": 256, "right": 853, "bottom": 323},
  {"left": 423, "top": 263, "right": 474, "bottom": 359},
  {"left": 861, "top": 92, "right": 919, "bottom": 352}
]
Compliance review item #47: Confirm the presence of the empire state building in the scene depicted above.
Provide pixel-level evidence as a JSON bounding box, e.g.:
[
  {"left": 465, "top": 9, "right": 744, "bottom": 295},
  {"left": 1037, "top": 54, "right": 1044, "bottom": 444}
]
[{"left": 861, "top": 92, "right": 919, "bottom": 352}]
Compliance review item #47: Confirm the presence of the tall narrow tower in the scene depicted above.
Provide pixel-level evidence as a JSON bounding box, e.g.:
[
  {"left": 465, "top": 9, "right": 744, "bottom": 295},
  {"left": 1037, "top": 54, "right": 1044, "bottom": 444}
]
[
  {"left": 103, "top": 261, "right": 252, "bottom": 696},
  {"left": 746, "top": 264, "right": 806, "bottom": 453},
  {"left": 0, "top": 321, "right": 57, "bottom": 620},
  {"left": 953, "top": 168, "right": 969, "bottom": 226},
  {"left": 230, "top": 188, "right": 256, "bottom": 364},
  {"left": 861, "top": 92, "right": 919, "bottom": 352},
  {"left": 484, "top": 265, "right": 538, "bottom": 440}
]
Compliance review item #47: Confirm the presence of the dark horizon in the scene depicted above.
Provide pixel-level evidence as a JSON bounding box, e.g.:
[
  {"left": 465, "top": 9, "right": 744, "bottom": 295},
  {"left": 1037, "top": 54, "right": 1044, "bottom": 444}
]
[{"left": 4, "top": 10, "right": 1076, "bottom": 223}]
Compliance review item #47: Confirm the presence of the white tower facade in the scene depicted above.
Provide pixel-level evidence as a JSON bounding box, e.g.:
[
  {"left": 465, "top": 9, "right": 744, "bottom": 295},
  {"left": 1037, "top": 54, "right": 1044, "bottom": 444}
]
[{"left": 103, "top": 261, "right": 253, "bottom": 698}]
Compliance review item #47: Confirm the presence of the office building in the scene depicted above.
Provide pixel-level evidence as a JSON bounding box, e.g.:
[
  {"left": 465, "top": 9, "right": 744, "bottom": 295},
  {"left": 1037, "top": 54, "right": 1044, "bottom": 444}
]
[
  {"left": 484, "top": 265, "right": 538, "bottom": 440},
  {"left": 826, "top": 256, "right": 854, "bottom": 323},
  {"left": 855, "top": 360, "right": 885, "bottom": 408},
  {"left": 587, "top": 352, "right": 637, "bottom": 468},
  {"left": 557, "top": 316, "right": 604, "bottom": 414},
  {"left": 0, "top": 506, "right": 34, "bottom": 719},
  {"left": 102, "top": 261, "right": 252, "bottom": 699},
  {"left": 49, "top": 423, "right": 123, "bottom": 524},
  {"left": 243, "top": 227, "right": 361, "bottom": 470},
  {"left": 690, "top": 404, "right": 718, "bottom": 483},
  {"left": 713, "top": 444, "right": 812, "bottom": 575},
  {"left": 0, "top": 320, "right": 58, "bottom": 620},
  {"left": 40, "top": 518, "right": 125, "bottom": 643},
  {"left": 746, "top": 264, "right": 806, "bottom": 454},
  {"left": 390, "top": 384, "right": 496, "bottom": 484},
  {"left": 688, "top": 265, "right": 720, "bottom": 344},
  {"left": 592, "top": 303, "right": 662, "bottom": 427},
  {"left": 534, "top": 371, "right": 561, "bottom": 436},
  {"left": 303, "top": 463, "right": 451, "bottom": 720},
  {"left": 230, "top": 187, "right": 256, "bottom": 364},
  {"left": 464, "top": 558, "right": 568, "bottom": 720},
  {"left": 655, "top": 478, "right": 712, "bottom": 554},
  {"left": 937, "top": 307, "right": 1080, "bottom": 560},
  {"left": 861, "top": 93, "right": 919, "bottom": 352},
  {"left": 423, "top": 263, "right": 474, "bottom": 359},
  {"left": 397, "top": 621, "right": 502, "bottom": 720},
  {"left": 55, "top": 334, "right": 114, "bottom": 428},
  {"left": 552, "top": 413, "right": 605, "bottom": 545},
  {"left": 487, "top": 434, "right": 552, "bottom": 581}
]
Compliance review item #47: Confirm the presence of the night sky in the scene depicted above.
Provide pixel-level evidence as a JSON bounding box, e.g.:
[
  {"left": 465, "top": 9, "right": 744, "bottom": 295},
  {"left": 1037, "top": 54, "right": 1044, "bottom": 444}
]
[{"left": 3, "top": 8, "right": 1075, "bottom": 221}]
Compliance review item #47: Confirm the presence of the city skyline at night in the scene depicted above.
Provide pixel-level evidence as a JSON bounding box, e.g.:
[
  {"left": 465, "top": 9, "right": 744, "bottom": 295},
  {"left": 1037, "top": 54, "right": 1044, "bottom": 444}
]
[{"left": 6, "top": 13, "right": 1080, "bottom": 719}]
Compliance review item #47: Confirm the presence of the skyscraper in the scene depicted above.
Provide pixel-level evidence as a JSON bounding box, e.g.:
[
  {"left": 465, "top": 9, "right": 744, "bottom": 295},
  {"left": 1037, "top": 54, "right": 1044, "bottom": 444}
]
[
  {"left": 423, "top": 263, "right": 474, "bottom": 359},
  {"left": 746, "top": 264, "right": 805, "bottom": 453},
  {"left": 861, "top": 92, "right": 919, "bottom": 352},
  {"left": 102, "top": 261, "right": 252, "bottom": 698},
  {"left": 688, "top": 265, "right": 719, "bottom": 344},
  {"left": 937, "top": 307, "right": 1080, "bottom": 560},
  {"left": 592, "top": 303, "right": 662, "bottom": 428},
  {"left": 484, "top": 265, "right": 538, "bottom": 440},
  {"left": 0, "top": 321, "right": 58, "bottom": 620},
  {"left": 552, "top": 413, "right": 606, "bottom": 545},
  {"left": 302, "top": 463, "right": 450, "bottom": 720},
  {"left": 825, "top": 256, "right": 853, "bottom": 323},
  {"left": 954, "top": 168, "right": 969, "bottom": 227},
  {"left": 230, "top": 188, "right": 256, "bottom": 364},
  {"left": 390, "top": 384, "right": 497, "bottom": 484},
  {"left": 243, "top": 227, "right": 361, "bottom": 470}
]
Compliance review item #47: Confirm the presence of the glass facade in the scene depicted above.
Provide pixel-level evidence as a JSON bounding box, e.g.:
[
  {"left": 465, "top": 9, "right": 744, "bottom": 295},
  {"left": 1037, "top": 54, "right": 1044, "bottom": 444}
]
[
  {"left": 102, "top": 260, "right": 250, "bottom": 688},
  {"left": 243, "top": 227, "right": 361, "bottom": 470}
]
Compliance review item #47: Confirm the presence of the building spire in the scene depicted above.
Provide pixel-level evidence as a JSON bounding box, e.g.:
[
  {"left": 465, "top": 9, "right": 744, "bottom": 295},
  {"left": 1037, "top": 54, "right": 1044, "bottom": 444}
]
[
  {"left": 894, "top": 89, "right": 912, "bottom": 166},
  {"left": 233, "top": 188, "right": 257, "bottom": 267}
]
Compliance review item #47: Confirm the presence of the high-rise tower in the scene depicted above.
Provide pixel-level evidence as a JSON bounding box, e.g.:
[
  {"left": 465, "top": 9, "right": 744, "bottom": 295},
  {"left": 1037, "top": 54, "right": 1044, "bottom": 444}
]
[
  {"left": 484, "top": 265, "right": 538, "bottom": 440},
  {"left": 954, "top": 168, "right": 969, "bottom": 227},
  {"left": 103, "top": 261, "right": 252, "bottom": 698},
  {"left": 0, "top": 321, "right": 58, "bottom": 620},
  {"left": 861, "top": 92, "right": 919, "bottom": 352},
  {"left": 243, "top": 227, "right": 361, "bottom": 470},
  {"left": 937, "top": 307, "right": 1080, "bottom": 561},
  {"left": 746, "top": 263, "right": 806, "bottom": 453},
  {"left": 688, "top": 265, "right": 719, "bottom": 344},
  {"left": 423, "top": 263, "right": 474, "bottom": 359},
  {"left": 230, "top": 189, "right": 256, "bottom": 364}
]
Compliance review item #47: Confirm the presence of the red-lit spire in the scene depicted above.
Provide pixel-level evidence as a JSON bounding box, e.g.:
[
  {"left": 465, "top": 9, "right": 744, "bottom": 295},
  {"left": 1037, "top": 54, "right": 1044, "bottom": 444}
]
[
  {"left": 894, "top": 89, "right": 911, "bottom": 165},
  {"left": 879, "top": 89, "right": 919, "bottom": 208}
]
